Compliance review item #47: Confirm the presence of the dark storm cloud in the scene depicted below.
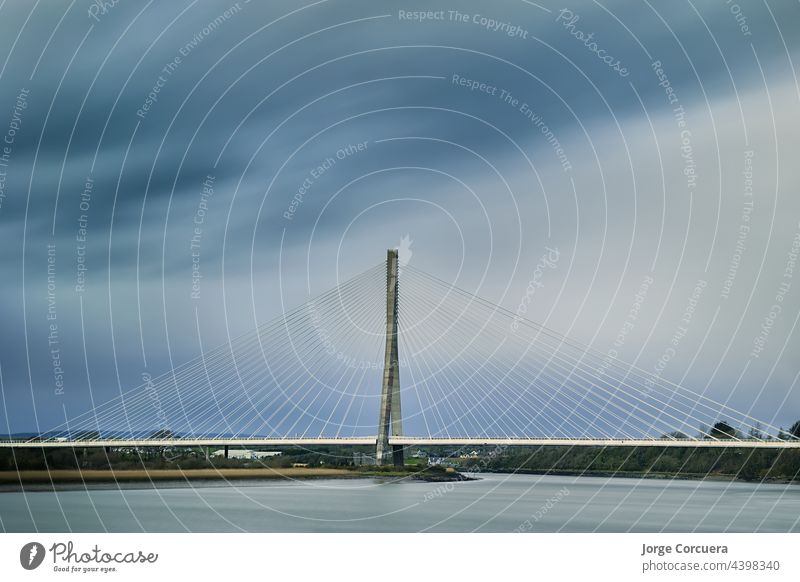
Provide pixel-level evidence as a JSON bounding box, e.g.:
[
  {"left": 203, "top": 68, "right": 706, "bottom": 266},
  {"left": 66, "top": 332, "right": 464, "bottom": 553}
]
[{"left": 1, "top": 0, "right": 799, "bottom": 432}]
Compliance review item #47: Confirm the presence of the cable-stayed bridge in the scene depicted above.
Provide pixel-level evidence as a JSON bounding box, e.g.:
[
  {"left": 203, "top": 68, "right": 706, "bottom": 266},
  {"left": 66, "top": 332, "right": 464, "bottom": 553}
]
[{"left": 4, "top": 250, "right": 799, "bottom": 465}]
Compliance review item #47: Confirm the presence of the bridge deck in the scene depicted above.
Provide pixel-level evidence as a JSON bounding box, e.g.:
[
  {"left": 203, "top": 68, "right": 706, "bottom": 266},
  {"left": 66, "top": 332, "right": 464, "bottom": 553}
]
[{"left": 1, "top": 437, "right": 799, "bottom": 449}]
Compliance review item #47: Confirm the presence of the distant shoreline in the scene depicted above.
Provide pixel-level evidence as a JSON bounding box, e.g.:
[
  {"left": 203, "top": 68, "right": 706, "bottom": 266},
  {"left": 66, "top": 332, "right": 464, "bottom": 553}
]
[
  {"left": 0, "top": 467, "right": 360, "bottom": 485},
  {"left": 5, "top": 467, "right": 792, "bottom": 488},
  {"left": 482, "top": 468, "right": 799, "bottom": 484},
  {"left": 0, "top": 466, "right": 472, "bottom": 488}
]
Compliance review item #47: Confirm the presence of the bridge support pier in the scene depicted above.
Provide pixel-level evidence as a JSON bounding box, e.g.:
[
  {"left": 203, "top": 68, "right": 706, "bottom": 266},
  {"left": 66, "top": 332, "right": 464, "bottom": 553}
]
[
  {"left": 376, "top": 249, "right": 404, "bottom": 467},
  {"left": 224, "top": 445, "right": 229, "bottom": 459}
]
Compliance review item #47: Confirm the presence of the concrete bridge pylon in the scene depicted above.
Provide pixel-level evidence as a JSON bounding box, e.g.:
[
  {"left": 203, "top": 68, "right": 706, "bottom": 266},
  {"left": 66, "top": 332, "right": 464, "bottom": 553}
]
[{"left": 376, "top": 249, "right": 403, "bottom": 467}]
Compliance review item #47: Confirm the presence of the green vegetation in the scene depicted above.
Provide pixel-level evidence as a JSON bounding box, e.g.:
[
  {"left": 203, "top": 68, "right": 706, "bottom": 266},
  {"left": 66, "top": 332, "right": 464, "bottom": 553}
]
[
  {"left": 708, "top": 421, "right": 738, "bottom": 440},
  {"left": 467, "top": 446, "right": 800, "bottom": 482},
  {"left": 3, "top": 419, "right": 798, "bottom": 484},
  {"left": 0, "top": 445, "right": 365, "bottom": 472},
  {"left": 403, "top": 456, "right": 427, "bottom": 466},
  {"left": 0, "top": 446, "right": 467, "bottom": 482},
  {"left": 2, "top": 448, "right": 234, "bottom": 472}
]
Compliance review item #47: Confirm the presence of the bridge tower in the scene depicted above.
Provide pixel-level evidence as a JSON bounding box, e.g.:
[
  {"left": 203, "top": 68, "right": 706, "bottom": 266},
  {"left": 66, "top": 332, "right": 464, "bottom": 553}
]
[{"left": 376, "top": 248, "right": 404, "bottom": 466}]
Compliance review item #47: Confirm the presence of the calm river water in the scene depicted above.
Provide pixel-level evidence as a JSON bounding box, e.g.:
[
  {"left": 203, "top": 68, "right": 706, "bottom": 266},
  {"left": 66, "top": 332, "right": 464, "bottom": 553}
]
[{"left": 1, "top": 474, "right": 798, "bottom": 532}]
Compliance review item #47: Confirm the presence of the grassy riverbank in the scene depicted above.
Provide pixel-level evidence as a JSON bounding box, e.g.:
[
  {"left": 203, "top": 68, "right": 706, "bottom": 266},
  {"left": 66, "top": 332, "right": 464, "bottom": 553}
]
[
  {"left": 468, "top": 446, "right": 800, "bottom": 483},
  {"left": 0, "top": 464, "right": 469, "bottom": 485},
  {"left": 6, "top": 442, "right": 798, "bottom": 485},
  {"left": 484, "top": 468, "right": 779, "bottom": 482},
  {"left": 0, "top": 467, "right": 358, "bottom": 484}
]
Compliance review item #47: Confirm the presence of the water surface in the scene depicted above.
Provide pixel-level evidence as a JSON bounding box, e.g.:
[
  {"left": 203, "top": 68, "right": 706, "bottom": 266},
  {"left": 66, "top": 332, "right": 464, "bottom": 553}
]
[{"left": 1, "top": 474, "right": 798, "bottom": 532}]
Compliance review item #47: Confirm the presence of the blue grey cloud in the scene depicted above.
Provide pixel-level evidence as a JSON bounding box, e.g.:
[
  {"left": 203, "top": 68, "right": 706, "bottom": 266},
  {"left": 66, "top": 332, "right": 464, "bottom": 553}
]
[{"left": 0, "top": 0, "right": 799, "bottom": 434}]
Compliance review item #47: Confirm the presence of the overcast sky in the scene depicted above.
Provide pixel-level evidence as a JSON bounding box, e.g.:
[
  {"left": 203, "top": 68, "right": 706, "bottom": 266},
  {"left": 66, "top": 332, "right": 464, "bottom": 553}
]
[{"left": 0, "top": 0, "right": 799, "bottom": 435}]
